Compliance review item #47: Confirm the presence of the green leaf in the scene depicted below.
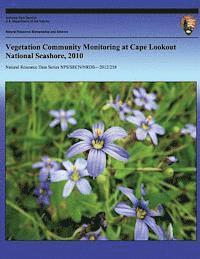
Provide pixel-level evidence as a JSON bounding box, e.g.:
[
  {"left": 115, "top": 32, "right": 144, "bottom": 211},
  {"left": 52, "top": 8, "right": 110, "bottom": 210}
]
[{"left": 51, "top": 182, "right": 101, "bottom": 223}]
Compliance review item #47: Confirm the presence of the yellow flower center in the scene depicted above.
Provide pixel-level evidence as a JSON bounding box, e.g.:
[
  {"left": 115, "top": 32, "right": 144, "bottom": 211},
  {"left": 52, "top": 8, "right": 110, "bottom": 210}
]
[
  {"left": 39, "top": 189, "right": 44, "bottom": 194},
  {"left": 146, "top": 115, "right": 152, "bottom": 123},
  {"left": 92, "top": 139, "right": 104, "bottom": 149},
  {"left": 136, "top": 207, "right": 147, "bottom": 219},
  {"left": 71, "top": 166, "right": 80, "bottom": 182},
  {"left": 142, "top": 123, "right": 149, "bottom": 130},
  {"left": 96, "top": 128, "right": 103, "bottom": 137},
  {"left": 142, "top": 115, "right": 153, "bottom": 130},
  {"left": 89, "top": 235, "right": 96, "bottom": 240},
  {"left": 60, "top": 111, "right": 66, "bottom": 117},
  {"left": 118, "top": 100, "right": 123, "bottom": 106}
]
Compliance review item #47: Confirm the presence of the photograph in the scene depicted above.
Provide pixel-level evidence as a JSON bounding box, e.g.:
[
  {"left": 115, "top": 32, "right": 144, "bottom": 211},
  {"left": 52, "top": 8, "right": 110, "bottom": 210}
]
[{"left": 6, "top": 82, "right": 196, "bottom": 240}]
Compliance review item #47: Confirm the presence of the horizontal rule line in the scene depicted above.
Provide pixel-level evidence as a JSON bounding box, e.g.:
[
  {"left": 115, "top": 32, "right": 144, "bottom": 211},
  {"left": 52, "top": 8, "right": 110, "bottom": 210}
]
[
  {"left": 5, "top": 36, "right": 199, "bottom": 39},
  {"left": 5, "top": 8, "right": 199, "bottom": 14}
]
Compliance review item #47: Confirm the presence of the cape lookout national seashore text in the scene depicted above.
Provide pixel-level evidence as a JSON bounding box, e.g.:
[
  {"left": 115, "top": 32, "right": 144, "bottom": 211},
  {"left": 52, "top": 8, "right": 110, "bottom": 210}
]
[{"left": 6, "top": 43, "right": 176, "bottom": 52}]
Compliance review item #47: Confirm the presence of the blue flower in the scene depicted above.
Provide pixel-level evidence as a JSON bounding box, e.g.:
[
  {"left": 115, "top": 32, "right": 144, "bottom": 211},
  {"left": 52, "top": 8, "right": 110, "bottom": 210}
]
[
  {"left": 49, "top": 109, "right": 77, "bottom": 131},
  {"left": 32, "top": 156, "right": 60, "bottom": 182},
  {"left": 133, "top": 88, "right": 158, "bottom": 111},
  {"left": 166, "top": 156, "right": 178, "bottom": 165},
  {"left": 127, "top": 111, "right": 165, "bottom": 145},
  {"left": 108, "top": 95, "right": 131, "bottom": 120},
  {"left": 114, "top": 185, "right": 164, "bottom": 240},
  {"left": 66, "top": 122, "right": 129, "bottom": 177},
  {"left": 181, "top": 124, "right": 196, "bottom": 139},
  {"left": 51, "top": 158, "right": 92, "bottom": 198},
  {"left": 80, "top": 228, "right": 107, "bottom": 240},
  {"left": 34, "top": 181, "right": 52, "bottom": 206}
]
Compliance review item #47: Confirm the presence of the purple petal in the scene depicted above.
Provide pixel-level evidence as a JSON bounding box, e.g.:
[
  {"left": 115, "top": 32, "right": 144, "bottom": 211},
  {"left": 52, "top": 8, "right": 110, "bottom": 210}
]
[
  {"left": 151, "top": 101, "right": 158, "bottom": 110},
  {"left": 103, "top": 127, "right": 128, "bottom": 143},
  {"left": 80, "top": 237, "right": 88, "bottom": 240},
  {"left": 148, "top": 130, "right": 158, "bottom": 145},
  {"left": 135, "top": 98, "right": 145, "bottom": 107},
  {"left": 51, "top": 170, "right": 69, "bottom": 182},
  {"left": 144, "top": 216, "right": 164, "bottom": 240},
  {"left": 140, "top": 184, "right": 146, "bottom": 196},
  {"left": 76, "top": 178, "right": 92, "bottom": 195},
  {"left": 39, "top": 168, "right": 49, "bottom": 182},
  {"left": 33, "top": 187, "right": 40, "bottom": 196},
  {"left": 182, "top": 124, "right": 196, "bottom": 138},
  {"left": 118, "top": 186, "right": 138, "bottom": 206},
  {"left": 149, "top": 205, "right": 164, "bottom": 217},
  {"left": 49, "top": 110, "right": 60, "bottom": 117},
  {"left": 186, "top": 124, "right": 195, "bottom": 130},
  {"left": 66, "top": 141, "right": 91, "bottom": 158},
  {"left": 40, "top": 195, "right": 50, "bottom": 206},
  {"left": 147, "top": 100, "right": 158, "bottom": 110},
  {"left": 167, "top": 156, "right": 177, "bottom": 163},
  {"left": 139, "top": 88, "right": 147, "bottom": 96},
  {"left": 134, "top": 219, "right": 149, "bottom": 240},
  {"left": 126, "top": 115, "right": 142, "bottom": 126},
  {"left": 147, "top": 93, "right": 156, "bottom": 100},
  {"left": 133, "top": 110, "right": 146, "bottom": 120},
  {"left": 181, "top": 128, "right": 188, "bottom": 135},
  {"left": 87, "top": 149, "right": 106, "bottom": 177},
  {"left": 66, "top": 110, "right": 75, "bottom": 117},
  {"left": 116, "top": 95, "right": 121, "bottom": 102},
  {"left": 75, "top": 158, "right": 87, "bottom": 171},
  {"left": 39, "top": 167, "right": 49, "bottom": 174},
  {"left": 191, "top": 130, "right": 196, "bottom": 138},
  {"left": 40, "top": 182, "right": 50, "bottom": 190},
  {"left": 141, "top": 197, "right": 149, "bottom": 209},
  {"left": 103, "top": 144, "right": 129, "bottom": 162},
  {"left": 152, "top": 124, "right": 165, "bottom": 135},
  {"left": 49, "top": 119, "right": 60, "bottom": 128},
  {"left": 50, "top": 161, "right": 60, "bottom": 172},
  {"left": 144, "top": 102, "right": 153, "bottom": 110},
  {"left": 79, "top": 169, "right": 89, "bottom": 177},
  {"left": 41, "top": 156, "right": 50, "bottom": 162},
  {"left": 114, "top": 202, "right": 136, "bottom": 217},
  {"left": 136, "top": 128, "right": 147, "bottom": 140},
  {"left": 59, "top": 109, "right": 66, "bottom": 117},
  {"left": 68, "top": 129, "right": 93, "bottom": 142},
  {"left": 32, "top": 161, "right": 44, "bottom": 169},
  {"left": 63, "top": 160, "right": 73, "bottom": 173},
  {"left": 68, "top": 117, "right": 77, "bottom": 125},
  {"left": 61, "top": 120, "right": 68, "bottom": 131},
  {"left": 123, "top": 105, "right": 131, "bottom": 113},
  {"left": 133, "top": 89, "right": 140, "bottom": 97},
  {"left": 97, "top": 236, "right": 108, "bottom": 240},
  {"left": 119, "top": 111, "right": 126, "bottom": 121},
  {"left": 62, "top": 180, "right": 75, "bottom": 197}
]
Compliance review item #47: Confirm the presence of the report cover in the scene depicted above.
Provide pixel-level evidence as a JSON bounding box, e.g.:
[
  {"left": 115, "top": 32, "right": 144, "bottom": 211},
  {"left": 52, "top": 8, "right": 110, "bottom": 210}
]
[{"left": 0, "top": 0, "right": 199, "bottom": 258}]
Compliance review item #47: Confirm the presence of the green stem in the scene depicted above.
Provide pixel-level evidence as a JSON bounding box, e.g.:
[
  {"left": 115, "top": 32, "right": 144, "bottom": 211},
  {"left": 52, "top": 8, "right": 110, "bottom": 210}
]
[
  {"left": 110, "top": 167, "right": 196, "bottom": 173},
  {"left": 6, "top": 199, "right": 37, "bottom": 224},
  {"left": 103, "top": 166, "right": 113, "bottom": 221},
  {"left": 21, "top": 83, "right": 26, "bottom": 111},
  {"left": 58, "top": 132, "right": 66, "bottom": 158},
  {"left": 51, "top": 157, "right": 64, "bottom": 163},
  {"left": 6, "top": 200, "right": 76, "bottom": 240}
]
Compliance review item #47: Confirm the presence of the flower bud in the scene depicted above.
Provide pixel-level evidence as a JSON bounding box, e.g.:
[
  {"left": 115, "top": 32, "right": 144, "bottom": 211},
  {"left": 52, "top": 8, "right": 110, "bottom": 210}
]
[
  {"left": 164, "top": 168, "right": 174, "bottom": 177},
  {"left": 97, "top": 174, "right": 107, "bottom": 184},
  {"left": 173, "top": 126, "right": 180, "bottom": 133},
  {"left": 144, "top": 136, "right": 152, "bottom": 146}
]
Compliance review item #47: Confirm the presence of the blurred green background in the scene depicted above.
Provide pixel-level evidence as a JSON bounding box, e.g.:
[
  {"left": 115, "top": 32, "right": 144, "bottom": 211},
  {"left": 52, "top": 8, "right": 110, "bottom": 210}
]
[{"left": 6, "top": 82, "right": 196, "bottom": 240}]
